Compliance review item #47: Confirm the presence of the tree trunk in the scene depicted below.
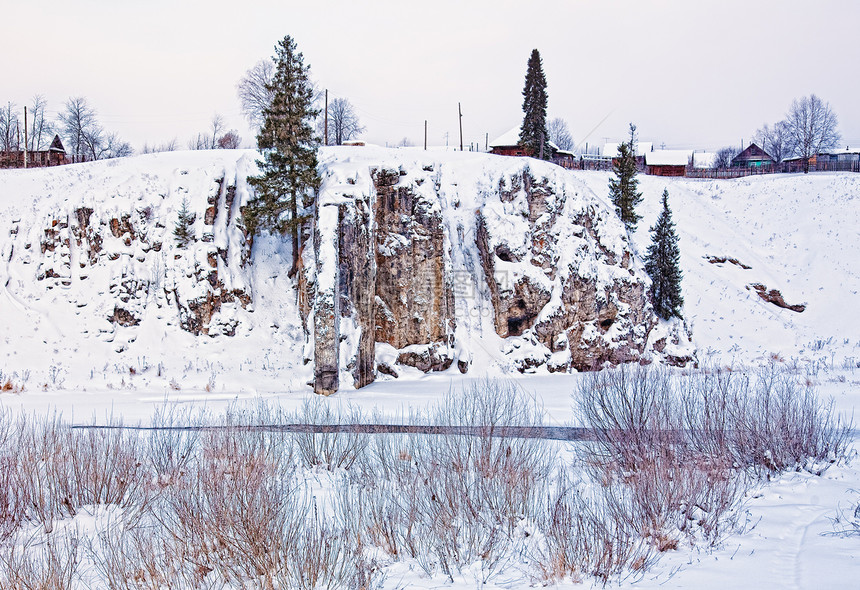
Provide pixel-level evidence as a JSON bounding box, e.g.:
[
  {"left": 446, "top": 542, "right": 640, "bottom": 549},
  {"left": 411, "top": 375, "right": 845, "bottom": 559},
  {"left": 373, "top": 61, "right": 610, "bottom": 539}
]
[{"left": 288, "top": 189, "right": 299, "bottom": 278}]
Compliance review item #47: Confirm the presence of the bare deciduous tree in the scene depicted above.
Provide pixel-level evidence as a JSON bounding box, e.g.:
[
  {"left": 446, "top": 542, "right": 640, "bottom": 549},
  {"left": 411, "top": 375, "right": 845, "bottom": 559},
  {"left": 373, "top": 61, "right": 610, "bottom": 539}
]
[
  {"left": 59, "top": 97, "right": 100, "bottom": 161},
  {"left": 784, "top": 94, "right": 840, "bottom": 171},
  {"left": 27, "top": 95, "right": 53, "bottom": 152},
  {"left": 59, "top": 97, "right": 130, "bottom": 161},
  {"left": 237, "top": 59, "right": 276, "bottom": 131},
  {"left": 714, "top": 146, "right": 739, "bottom": 169},
  {"left": 318, "top": 97, "right": 364, "bottom": 146},
  {"left": 0, "top": 102, "right": 19, "bottom": 152},
  {"left": 754, "top": 120, "right": 794, "bottom": 164},
  {"left": 217, "top": 130, "right": 241, "bottom": 149},
  {"left": 141, "top": 138, "right": 179, "bottom": 154},
  {"left": 208, "top": 114, "right": 225, "bottom": 149},
  {"left": 188, "top": 115, "right": 239, "bottom": 150},
  {"left": 547, "top": 117, "right": 573, "bottom": 151}
]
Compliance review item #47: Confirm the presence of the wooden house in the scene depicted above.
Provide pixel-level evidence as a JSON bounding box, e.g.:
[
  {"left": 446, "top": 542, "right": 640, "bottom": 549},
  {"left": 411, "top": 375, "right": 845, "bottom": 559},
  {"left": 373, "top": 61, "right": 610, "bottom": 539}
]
[
  {"left": 731, "top": 143, "right": 774, "bottom": 168},
  {"left": 0, "top": 135, "right": 67, "bottom": 168},
  {"left": 645, "top": 150, "right": 690, "bottom": 176},
  {"left": 815, "top": 147, "right": 860, "bottom": 171},
  {"left": 489, "top": 126, "right": 558, "bottom": 158}
]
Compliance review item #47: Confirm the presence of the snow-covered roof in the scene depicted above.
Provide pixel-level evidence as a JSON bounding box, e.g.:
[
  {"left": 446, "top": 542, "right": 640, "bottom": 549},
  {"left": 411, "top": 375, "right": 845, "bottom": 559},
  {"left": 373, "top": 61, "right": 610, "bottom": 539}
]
[
  {"left": 645, "top": 150, "right": 691, "bottom": 166},
  {"left": 602, "top": 142, "right": 652, "bottom": 158},
  {"left": 489, "top": 126, "right": 558, "bottom": 151},
  {"left": 489, "top": 127, "right": 521, "bottom": 148},
  {"left": 692, "top": 152, "right": 717, "bottom": 169},
  {"left": 819, "top": 146, "right": 860, "bottom": 155}
]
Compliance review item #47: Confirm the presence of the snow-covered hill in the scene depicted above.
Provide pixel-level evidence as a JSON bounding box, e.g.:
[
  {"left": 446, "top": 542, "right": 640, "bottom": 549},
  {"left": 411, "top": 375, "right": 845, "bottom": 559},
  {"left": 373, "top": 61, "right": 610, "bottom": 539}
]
[
  {"left": 576, "top": 170, "right": 860, "bottom": 365},
  {"left": 1, "top": 148, "right": 858, "bottom": 399}
]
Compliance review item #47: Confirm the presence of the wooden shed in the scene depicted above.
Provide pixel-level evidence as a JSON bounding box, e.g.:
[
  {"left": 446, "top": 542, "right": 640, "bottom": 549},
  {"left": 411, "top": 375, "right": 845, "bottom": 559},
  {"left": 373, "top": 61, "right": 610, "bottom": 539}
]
[
  {"left": 645, "top": 150, "right": 690, "bottom": 176},
  {"left": 0, "top": 134, "right": 67, "bottom": 168},
  {"left": 489, "top": 126, "right": 558, "bottom": 158}
]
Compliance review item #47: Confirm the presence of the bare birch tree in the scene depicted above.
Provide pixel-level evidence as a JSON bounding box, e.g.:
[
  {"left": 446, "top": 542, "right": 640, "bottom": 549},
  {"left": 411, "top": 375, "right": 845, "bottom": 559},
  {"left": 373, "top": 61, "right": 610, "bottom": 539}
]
[
  {"left": 754, "top": 120, "right": 794, "bottom": 163},
  {"left": 59, "top": 97, "right": 99, "bottom": 161},
  {"left": 547, "top": 117, "right": 574, "bottom": 151},
  {"left": 784, "top": 94, "right": 840, "bottom": 171},
  {"left": 319, "top": 97, "right": 364, "bottom": 145},
  {"left": 0, "top": 102, "right": 19, "bottom": 152},
  {"left": 27, "top": 94, "right": 53, "bottom": 151},
  {"left": 237, "top": 58, "right": 276, "bottom": 131}
]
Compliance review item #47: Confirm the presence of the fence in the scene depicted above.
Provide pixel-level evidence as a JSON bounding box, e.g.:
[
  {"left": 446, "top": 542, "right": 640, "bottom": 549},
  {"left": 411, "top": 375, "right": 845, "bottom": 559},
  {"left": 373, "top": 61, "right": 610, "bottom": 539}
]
[
  {"left": 555, "top": 157, "right": 616, "bottom": 171},
  {"left": 814, "top": 160, "right": 860, "bottom": 173},
  {"left": 0, "top": 150, "right": 67, "bottom": 169},
  {"left": 670, "top": 159, "right": 859, "bottom": 179},
  {"left": 686, "top": 166, "right": 776, "bottom": 179}
]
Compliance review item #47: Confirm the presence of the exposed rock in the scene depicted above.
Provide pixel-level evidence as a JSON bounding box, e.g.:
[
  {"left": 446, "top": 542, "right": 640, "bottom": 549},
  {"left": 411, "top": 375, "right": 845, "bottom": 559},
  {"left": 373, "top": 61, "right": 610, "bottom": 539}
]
[
  {"left": 373, "top": 168, "right": 454, "bottom": 349},
  {"left": 108, "top": 306, "right": 140, "bottom": 327},
  {"left": 477, "top": 170, "right": 656, "bottom": 373},
  {"left": 313, "top": 202, "right": 341, "bottom": 396},
  {"left": 338, "top": 189, "right": 376, "bottom": 388},
  {"left": 706, "top": 255, "right": 751, "bottom": 269},
  {"left": 397, "top": 343, "right": 454, "bottom": 373},
  {"left": 748, "top": 283, "right": 806, "bottom": 312}
]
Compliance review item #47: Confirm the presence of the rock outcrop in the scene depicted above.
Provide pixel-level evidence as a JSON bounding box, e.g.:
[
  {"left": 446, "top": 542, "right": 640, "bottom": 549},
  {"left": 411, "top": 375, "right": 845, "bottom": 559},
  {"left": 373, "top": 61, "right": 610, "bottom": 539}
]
[
  {"left": 1, "top": 149, "right": 664, "bottom": 393},
  {"left": 6, "top": 155, "right": 256, "bottom": 352},
  {"left": 308, "top": 151, "right": 659, "bottom": 394}
]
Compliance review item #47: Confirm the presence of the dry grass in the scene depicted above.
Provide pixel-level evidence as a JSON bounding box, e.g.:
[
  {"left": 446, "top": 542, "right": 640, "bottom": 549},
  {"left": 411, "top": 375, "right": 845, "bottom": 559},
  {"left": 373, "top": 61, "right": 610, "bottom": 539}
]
[{"left": 0, "top": 369, "right": 851, "bottom": 588}]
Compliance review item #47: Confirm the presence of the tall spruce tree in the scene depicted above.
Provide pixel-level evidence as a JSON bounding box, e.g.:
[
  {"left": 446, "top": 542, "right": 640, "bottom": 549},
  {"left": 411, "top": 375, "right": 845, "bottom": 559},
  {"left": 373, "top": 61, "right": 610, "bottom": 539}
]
[
  {"left": 608, "top": 123, "right": 643, "bottom": 231},
  {"left": 518, "top": 49, "right": 550, "bottom": 159},
  {"left": 247, "top": 35, "right": 320, "bottom": 278},
  {"left": 644, "top": 189, "right": 684, "bottom": 320}
]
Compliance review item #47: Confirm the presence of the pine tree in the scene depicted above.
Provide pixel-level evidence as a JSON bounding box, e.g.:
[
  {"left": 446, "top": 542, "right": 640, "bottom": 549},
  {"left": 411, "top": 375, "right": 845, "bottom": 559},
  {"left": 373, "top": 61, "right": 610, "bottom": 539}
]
[
  {"left": 246, "top": 35, "right": 320, "bottom": 278},
  {"left": 608, "top": 123, "right": 643, "bottom": 231},
  {"left": 518, "top": 49, "right": 550, "bottom": 159},
  {"left": 173, "top": 197, "right": 195, "bottom": 247},
  {"left": 645, "top": 189, "right": 684, "bottom": 320}
]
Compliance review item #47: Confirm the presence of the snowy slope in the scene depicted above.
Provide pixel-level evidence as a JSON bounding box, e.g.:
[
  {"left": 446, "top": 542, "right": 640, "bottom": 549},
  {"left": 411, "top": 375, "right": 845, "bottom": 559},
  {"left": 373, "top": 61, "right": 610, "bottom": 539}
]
[
  {"left": 1, "top": 150, "right": 859, "bottom": 398},
  {"left": 576, "top": 170, "right": 860, "bottom": 366}
]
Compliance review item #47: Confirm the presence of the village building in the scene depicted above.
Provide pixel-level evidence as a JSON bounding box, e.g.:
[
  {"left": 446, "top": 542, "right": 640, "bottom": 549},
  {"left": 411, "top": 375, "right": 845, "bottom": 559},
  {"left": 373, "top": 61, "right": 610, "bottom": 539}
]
[
  {"left": 645, "top": 150, "right": 691, "bottom": 176},
  {"left": 816, "top": 147, "right": 860, "bottom": 171},
  {"left": 0, "top": 135, "right": 67, "bottom": 168},
  {"left": 731, "top": 143, "right": 774, "bottom": 168},
  {"left": 489, "top": 126, "right": 558, "bottom": 158}
]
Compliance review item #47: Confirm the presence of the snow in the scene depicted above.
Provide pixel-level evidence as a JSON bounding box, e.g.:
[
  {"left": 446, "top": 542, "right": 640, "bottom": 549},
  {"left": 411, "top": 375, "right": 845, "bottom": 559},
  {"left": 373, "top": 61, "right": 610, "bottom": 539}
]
[
  {"left": 645, "top": 149, "right": 692, "bottom": 166},
  {"left": 1, "top": 148, "right": 860, "bottom": 588},
  {"left": 693, "top": 151, "right": 718, "bottom": 169}
]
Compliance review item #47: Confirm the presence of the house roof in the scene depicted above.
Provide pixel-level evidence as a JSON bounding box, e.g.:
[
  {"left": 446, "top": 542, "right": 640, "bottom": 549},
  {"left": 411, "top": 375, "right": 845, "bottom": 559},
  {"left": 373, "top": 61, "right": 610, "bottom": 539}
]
[
  {"left": 49, "top": 135, "right": 65, "bottom": 153},
  {"left": 732, "top": 143, "right": 773, "bottom": 163},
  {"left": 818, "top": 146, "right": 860, "bottom": 155},
  {"left": 489, "top": 126, "right": 559, "bottom": 151},
  {"left": 602, "top": 142, "right": 653, "bottom": 158},
  {"left": 645, "top": 150, "right": 691, "bottom": 166}
]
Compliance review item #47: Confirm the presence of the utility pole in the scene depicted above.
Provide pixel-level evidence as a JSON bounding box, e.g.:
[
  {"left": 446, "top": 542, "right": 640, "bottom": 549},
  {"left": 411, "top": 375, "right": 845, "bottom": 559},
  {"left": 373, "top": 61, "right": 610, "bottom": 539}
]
[
  {"left": 458, "top": 103, "right": 463, "bottom": 151},
  {"left": 485, "top": 132, "right": 488, "bottom": 152},
  {"left": 424, "top": 120, "right": 427, "bottom": 151},
  {"left": 23, "top": 106, "right": 28, "bottom": 169},
  {"left": 324, "top": 89, "right": 328, "bottom": 146}
]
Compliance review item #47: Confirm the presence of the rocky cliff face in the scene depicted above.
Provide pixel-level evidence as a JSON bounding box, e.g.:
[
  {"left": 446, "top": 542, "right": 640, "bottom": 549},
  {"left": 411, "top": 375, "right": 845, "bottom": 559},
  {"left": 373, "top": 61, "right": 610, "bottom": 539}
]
[
  {"left": 1, "top": 153, "right": 257, "bottom": 357},
  {"left": 307, "top": 149, "right": 659, "bottom": 394},
  {"left": 0, "top": 149, "right": 664, "bottom": 394}
]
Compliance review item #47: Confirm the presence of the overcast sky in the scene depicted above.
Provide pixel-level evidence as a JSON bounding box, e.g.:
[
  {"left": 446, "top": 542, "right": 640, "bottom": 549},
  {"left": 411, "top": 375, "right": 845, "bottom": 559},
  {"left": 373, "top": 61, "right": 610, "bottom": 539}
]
[{"left": 6, "top": 0, "right": 859, "bottom": 153}]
